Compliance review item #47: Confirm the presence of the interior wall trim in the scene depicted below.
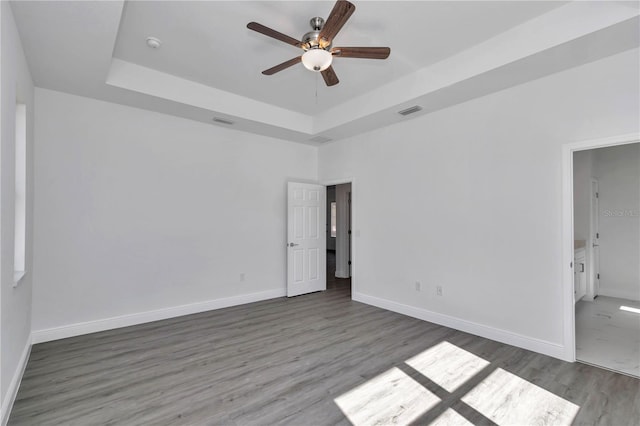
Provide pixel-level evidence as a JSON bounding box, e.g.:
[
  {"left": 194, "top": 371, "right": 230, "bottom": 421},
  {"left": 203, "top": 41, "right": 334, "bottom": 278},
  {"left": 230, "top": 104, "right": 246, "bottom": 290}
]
[
  {"left": 31, "top": 288, "right": 286, "bottom": 344},
  {"left": 561, "top": 132, "right": 640, "bottom": 362},
  {"left": 353, "top": 291, "right": 567, "bottom": 361},
  {"left": 598, "top": 287, "right": 640, "bottom": 302},
  {"left": 1, "top": 336, "right": 32, "bottom": 426}
]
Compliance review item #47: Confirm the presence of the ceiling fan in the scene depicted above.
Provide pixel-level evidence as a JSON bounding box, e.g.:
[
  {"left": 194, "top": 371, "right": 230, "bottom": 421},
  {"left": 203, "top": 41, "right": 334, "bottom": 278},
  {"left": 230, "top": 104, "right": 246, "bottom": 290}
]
[{"left": 247, "top": 0, "right": 390, "bottom": 87}]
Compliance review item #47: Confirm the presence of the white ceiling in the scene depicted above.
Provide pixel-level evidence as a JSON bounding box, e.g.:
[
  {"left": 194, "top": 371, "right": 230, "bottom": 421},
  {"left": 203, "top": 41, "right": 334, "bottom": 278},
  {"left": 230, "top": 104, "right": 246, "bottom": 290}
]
[
  {"left": 113, "top": 1, "right": 564, "bottom": 115},
  {"left": 10, "top": 1, "right": 640, "bottom": 144}
]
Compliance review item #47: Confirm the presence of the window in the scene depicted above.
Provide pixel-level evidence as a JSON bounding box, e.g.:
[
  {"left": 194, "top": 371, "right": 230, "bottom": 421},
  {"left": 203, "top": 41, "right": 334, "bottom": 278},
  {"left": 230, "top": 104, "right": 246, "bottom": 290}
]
[
  {"left": 330, "top": 202, "right": 337, "bottom": 238},
  {"left": 14, "top": 103, "right": 26, "bottom": 286}
]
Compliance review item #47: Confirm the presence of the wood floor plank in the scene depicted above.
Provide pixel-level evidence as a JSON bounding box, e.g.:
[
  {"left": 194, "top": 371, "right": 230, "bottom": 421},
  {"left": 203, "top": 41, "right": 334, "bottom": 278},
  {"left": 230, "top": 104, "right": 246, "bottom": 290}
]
[{"left": 9, "top": 284, "right": 640, "bottom": 425}]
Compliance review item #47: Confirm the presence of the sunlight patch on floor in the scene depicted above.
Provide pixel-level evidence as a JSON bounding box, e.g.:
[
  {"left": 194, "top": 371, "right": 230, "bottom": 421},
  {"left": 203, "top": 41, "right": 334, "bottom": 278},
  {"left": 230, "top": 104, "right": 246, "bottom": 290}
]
[
  {"left": 334, "top": 367, "right": 440, "bottom": 425},
  {"left": 620, "top": 305, "right": 640, "bottom": 314},
  {"left": 461, "top": 368, "right": 580, "bottom": 426},
  {"left": 335, "top": 342, "right": 581, "bottom": 425},
  {"left": 428, "top": 408, "right": 474, "bottom": 426},
  {"left": 405, "top": 341, "right": 490, "bottom": 393}
]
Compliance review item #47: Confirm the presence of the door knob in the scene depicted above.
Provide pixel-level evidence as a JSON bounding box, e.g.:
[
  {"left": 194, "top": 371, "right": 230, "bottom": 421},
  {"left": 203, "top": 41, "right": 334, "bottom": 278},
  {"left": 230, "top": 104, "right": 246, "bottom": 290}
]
[{"left": 289, "top": 243, "right": 299, "bottom": 247}]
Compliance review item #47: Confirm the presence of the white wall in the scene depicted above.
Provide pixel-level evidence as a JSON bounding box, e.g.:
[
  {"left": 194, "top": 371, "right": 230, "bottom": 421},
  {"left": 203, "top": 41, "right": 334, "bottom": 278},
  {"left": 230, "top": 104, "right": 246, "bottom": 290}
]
[
  {"left": 573, "top": 150, "right": 593, "bottom": 242},
  {"left": 0, "top": 1, "right": 34, "bottom": 420},
  {"left": 319, "top": 48, "right": 639, "bottom": 357},
  {"left": 32, "top": 89, "right": 317, "bottom": 336},
  {"left": 594, "top": 143, "right": 640, "bottom": 301}
]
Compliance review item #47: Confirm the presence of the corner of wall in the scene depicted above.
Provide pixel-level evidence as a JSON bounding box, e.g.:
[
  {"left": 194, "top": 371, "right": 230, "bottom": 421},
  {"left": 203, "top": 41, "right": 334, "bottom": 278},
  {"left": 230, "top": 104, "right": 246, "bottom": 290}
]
[
  {"left": 0, "top": 1, "right": 35, "bottom": 420},
  {"left": 0, "top": 335, "right": 31, "bottom": 426}
]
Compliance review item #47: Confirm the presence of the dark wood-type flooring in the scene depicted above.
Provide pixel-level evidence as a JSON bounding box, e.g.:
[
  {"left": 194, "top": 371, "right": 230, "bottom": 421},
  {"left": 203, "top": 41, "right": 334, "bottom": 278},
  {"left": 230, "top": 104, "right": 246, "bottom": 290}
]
[{"left": 9, "top": 259, "right": 639, "bottom": 425}]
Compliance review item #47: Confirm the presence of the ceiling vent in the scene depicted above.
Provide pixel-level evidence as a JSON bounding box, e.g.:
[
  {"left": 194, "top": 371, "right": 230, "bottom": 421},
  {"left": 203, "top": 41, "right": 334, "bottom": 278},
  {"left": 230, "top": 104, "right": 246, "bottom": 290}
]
[
  {"left": 212, "top": 117, "right": 234, "bottom": 125},
  {"left": 309, "top": 135, "right": 332, "bottom": 143},
  {"left": 398, "top": 105, "right": 423, "bottom": 116}
]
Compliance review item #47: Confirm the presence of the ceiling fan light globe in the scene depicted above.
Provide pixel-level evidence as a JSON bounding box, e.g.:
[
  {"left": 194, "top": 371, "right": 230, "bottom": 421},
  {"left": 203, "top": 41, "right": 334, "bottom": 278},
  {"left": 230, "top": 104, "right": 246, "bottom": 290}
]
[{"left": 302, "top": 49, "right": 332, "bottom": 72}]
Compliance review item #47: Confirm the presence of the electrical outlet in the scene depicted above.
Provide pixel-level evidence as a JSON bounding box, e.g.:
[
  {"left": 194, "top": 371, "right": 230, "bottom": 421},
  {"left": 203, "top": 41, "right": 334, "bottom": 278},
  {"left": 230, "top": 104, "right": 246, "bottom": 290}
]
[
  {"left": 436, "top": 285, "right": 443, "bottom": 296},
  {"left": 240, "top": 273, "right": 245, "bottom": 282},
  {"left": 415, "top": 281, "right": 421, "bottom": 291}
]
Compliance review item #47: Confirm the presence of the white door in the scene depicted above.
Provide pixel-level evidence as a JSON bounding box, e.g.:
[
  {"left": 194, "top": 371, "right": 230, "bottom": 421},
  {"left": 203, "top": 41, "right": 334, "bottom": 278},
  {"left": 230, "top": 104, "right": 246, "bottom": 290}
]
[
  {"left": 287, "top": 182, "right": 326, "bottom": 297},
  {"left": 589, "top": 179, "right": 600, "bottom": 298}
]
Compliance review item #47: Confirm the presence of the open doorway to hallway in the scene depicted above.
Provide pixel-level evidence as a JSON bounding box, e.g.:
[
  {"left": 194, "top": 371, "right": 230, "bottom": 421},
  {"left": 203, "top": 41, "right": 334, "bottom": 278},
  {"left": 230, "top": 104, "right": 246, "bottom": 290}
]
[
  {"left": 327, "top": 183, "right": 351, "bottom": 294},
  {"left": 572, "top": 142, "right": 639, "bottom": 377}
]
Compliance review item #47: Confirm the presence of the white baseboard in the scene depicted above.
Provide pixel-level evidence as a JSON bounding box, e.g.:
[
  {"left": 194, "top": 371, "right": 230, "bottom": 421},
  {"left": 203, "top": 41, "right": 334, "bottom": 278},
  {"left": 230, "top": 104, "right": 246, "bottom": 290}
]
[
  {"left": 335, "top": 269, "right": 350, "bottom": 279},
  {"left": 353, "top": 291, "right": 567, "bottom": 361},
  {"left": 32, "top": 288, "right": 286, "bottom": 344},
  {"left": 1, "top": 336, "right": 32, "bottom": 426},
  {"left": 598, "top": 287, "right": 640, "bottom": 302}
]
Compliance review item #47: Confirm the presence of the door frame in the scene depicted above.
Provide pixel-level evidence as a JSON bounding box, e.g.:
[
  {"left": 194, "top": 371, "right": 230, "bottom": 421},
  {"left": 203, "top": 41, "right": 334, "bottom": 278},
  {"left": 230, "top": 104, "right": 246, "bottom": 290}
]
[
  {"left": 321, "top": 178, "right": 355, "bottom": 298},
  {"left": 587, "top": 178, "right": 600, "bottom": 300},
  {"left": 561, "top": 133, "right": 639, "bottom": 362}
]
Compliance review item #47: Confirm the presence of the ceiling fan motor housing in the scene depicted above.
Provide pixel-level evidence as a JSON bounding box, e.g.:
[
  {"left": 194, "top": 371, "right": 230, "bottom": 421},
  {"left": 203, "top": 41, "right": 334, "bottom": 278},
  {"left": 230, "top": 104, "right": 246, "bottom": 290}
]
[{"left": 302, "top": 17, "right": 331, "bottom": 51}]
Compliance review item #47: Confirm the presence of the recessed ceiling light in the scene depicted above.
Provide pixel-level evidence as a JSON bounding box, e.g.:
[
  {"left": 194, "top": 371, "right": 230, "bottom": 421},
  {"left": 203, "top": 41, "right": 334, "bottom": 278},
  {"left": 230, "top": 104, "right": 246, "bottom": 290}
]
[{"left": 146, "top": 37, "right": 162, "bottom": 49}]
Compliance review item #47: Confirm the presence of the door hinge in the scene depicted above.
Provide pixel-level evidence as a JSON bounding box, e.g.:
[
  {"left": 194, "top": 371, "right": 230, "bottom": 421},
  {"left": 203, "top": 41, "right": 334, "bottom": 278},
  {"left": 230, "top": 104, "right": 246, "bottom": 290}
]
[
  {"left": 596, "top": 233, "right": 599, "bottom": 239},
  {"left": 597, "top": 273, "right": 600, "bottom": 279},
  {"left": 348, "top": 230, "right": 352, "bottom": 235},
  {"left": 348, "top": 261, "right": 352, "bottom": 265},
  {"left": 596, "top": 192, "right": 599, "bottom": 198}
]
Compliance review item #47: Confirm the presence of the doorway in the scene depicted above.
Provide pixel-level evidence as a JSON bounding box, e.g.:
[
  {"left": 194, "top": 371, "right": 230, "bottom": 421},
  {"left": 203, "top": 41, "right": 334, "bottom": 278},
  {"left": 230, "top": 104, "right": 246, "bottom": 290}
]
[
  {"left": 326, "top": 182, "right": 352, "bottom": 294},
  {"left": 567, "top": 137, "right": 639, "bottom": 377}
]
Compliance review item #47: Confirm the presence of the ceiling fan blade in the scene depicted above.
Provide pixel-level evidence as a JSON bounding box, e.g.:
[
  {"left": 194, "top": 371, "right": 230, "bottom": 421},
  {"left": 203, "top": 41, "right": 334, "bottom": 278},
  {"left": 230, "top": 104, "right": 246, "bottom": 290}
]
[
  {"left": 332, "top": 47, "right": 390, "bottom": 59},
  {"left": 319, "top": 0, "right": 356, "bottom": 44},
  {"left": 262, "top": 57, "right": 302, "bottom": 75},
  {"left": 247, "top": 22, "right": 301, "bottom": 48},
  {"left": 321, "top": 66, "right": 339, "bottom": 86}
]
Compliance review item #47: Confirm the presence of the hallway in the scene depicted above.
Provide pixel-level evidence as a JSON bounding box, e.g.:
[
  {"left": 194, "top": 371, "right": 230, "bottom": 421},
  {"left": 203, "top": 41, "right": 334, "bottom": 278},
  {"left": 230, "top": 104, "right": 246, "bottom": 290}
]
[{"left": 326, "top": 250, "right": 351, "bottom": 292}]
